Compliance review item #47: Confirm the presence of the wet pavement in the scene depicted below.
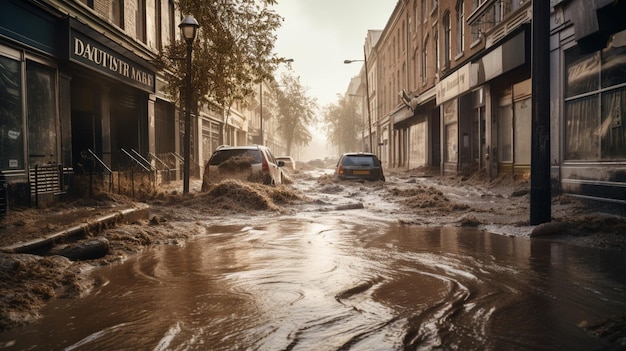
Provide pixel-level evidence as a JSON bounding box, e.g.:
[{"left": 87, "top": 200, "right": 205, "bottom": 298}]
[{"left": 1, "top": 216, "right": 624, "bottom": 350}]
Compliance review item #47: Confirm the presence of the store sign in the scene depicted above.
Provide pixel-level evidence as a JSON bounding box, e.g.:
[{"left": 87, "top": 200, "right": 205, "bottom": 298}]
[
  {"left": 70, "top": 30, "right": 155, "bottom": 93},
  {"left": 436, "top": 63, "right": 478, "bottom": 104}
]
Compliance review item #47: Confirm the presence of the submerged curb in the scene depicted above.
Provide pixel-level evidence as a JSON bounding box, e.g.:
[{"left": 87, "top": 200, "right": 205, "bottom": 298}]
[{"left": 0, "top": 205, "right": 150, "bottom": 254}]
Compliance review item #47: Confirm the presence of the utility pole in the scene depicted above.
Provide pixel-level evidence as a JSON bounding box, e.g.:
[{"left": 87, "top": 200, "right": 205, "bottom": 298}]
[{"left": 530, "top": 0, "right": 551, "bottom": 224}]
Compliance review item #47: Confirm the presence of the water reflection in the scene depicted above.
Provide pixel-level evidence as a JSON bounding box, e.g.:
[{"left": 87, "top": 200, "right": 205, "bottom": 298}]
[{"left": 1, "top": 221, "right": 624, "bottom": 350}]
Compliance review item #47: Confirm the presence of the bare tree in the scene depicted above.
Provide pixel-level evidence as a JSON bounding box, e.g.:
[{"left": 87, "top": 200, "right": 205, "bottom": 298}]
[
  {"left": 323, "top": 95, "right": 363, "bottom": 154},
  {"left": 273, "top": 73, "right": 318, "bottom": 155}
]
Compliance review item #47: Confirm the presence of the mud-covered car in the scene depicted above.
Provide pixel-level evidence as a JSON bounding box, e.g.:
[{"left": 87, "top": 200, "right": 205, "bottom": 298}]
[
  {"left": 201, "top": 145, "right": 284, "bottom": 190},
  {"left": 276, "top": 156, "right": 296, "bottom": 172},
  {"left": 334, "top": 152, "right": 385, "bottom": 182}
]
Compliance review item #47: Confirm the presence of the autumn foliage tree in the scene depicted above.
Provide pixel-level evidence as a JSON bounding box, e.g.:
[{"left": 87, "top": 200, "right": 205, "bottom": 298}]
[
  {"left": 323, "top": 95, "right": 363, "bottom": 154},
  {"left": 160, "top": 0, "right": 287, "bottom": 144}
]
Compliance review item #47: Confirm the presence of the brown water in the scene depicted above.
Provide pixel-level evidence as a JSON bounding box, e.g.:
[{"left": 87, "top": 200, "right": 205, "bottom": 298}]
[{"left": 1, "top": 219, "right": 625, "bottom": 350}]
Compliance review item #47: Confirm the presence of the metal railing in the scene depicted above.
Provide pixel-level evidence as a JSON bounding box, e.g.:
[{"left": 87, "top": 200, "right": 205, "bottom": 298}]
[
  {"left": 119, "top": 148, "right": 155, "bottom": 197},
  {"left": 83, "top": 149, "right": 114, "bottom": 197},
  {"left": 150, "top": 152, "right": 175, "bottom": 183}
]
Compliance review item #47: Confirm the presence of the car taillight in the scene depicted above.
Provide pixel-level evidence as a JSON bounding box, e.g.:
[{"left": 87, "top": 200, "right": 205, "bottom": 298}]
[
  {"left": 261, "top": 155, "right": 269, "bottom": 173},
  {"left": 338, "top": 164, "right": 344, "bottom": 175}
]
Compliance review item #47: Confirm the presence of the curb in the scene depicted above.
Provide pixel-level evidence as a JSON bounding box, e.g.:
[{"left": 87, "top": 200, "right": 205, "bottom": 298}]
[{"left": 0, "top": 205, "right": 150, "bottom": 254}]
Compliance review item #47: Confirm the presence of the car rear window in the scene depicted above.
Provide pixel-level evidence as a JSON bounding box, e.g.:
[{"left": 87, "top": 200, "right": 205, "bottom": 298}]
[
  {"left": 342, "top": 155, "right": 377, "bottom": 167},
  {"left": 209, "top": 149, "right": 262, "bottom": 165}
]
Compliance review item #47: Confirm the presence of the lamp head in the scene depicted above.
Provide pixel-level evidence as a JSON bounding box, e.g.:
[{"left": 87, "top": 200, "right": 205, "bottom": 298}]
[{"left": 179, "top": 15, "right": 199, "bottom": 44}]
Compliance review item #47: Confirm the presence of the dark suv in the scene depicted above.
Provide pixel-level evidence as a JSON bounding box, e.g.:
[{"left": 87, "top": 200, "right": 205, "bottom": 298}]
[
  {"left": 201, "top": 145, "right": 284, "bottom": 190},
  {"left": 335, "top": 152, "right": 385, "bottom": 182}
]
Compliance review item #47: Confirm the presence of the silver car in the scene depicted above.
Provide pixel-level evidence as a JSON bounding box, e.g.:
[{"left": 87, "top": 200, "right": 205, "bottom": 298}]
[
  {"left": 201, "top": 145, "right": 284, "bottom": 190},
  {"left": 276, "top": 156, "right": 296, "bottom": 172}
]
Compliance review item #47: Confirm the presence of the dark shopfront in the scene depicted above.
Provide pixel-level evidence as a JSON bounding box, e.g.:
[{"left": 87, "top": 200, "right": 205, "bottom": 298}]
[
  {"left": 0, "top": 0, "right": 68, "bottom": 207},
  {"left": 68, "top": 21, "right": 156, "bottom": 174},
  {"left": 0, "top": 0, "right": 156, "bottom": 208}
]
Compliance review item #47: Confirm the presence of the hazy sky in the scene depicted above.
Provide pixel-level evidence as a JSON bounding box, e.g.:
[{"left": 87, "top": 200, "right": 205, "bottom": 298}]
[{"left": 272, "top": 1, "right": 397, "bottom": 109}]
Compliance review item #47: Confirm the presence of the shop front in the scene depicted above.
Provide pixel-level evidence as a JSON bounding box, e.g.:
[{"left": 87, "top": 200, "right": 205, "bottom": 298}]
[
  {"left": 436, "top": 62, "right": 479, "bottom": 175},
  {"left": 67, "top": 20, "right": 156, "bottom": 175},
  {"left": 473, "top": 27, "right": 531, "bottom": 178},
  {"left": 551, "top": 0, "right": 626, "bottom": 206},
  {"left": 0, "top": 0, "right": 67, "bottom": 206},
  {"left": 393, "top": 88, "right": 439, "bottom": 170}
]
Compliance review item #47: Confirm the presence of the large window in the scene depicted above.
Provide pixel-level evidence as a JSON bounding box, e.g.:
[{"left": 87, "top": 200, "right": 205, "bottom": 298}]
[
  {"left": 498, "top": 102, "right": 512, "bottom": 162},
  {"left": 456, "top": 0, "right": 465, "bottom": 56},
  {"left": 0, "top": 54, "right": 24, "bottom": 171},
  {"left": 443, "top": 99, "right": 458, "bottom": 163},
  {"left": 443, "top": 11, "right": 451, "bottom": 68},
  {"left": 422, "top": 36, "right": 429, "bottom": 84},
  {"left": 156, "top": 0, "right": 162, "bottom": 50},
  {"left": 27, "top": 61, "right": 57, "bottom": 166},
  {"left": 112, "top": 0, "right": 124, "bottom": 28},
  {"left": 168, "top": 0, "right": 176, "bottom": 44},
  {"left": 434, "top": 29, "right": 440, "bottom": 73},
  {"left": 565, "top": 32, "right": 626, "bottom": 161},
  {"left": 136, "top": 0, "right": 146, "bottom": 43}
]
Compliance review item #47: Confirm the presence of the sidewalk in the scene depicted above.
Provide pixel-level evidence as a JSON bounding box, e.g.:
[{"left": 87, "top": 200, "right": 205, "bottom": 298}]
[{"left": 0, "top": 198, "right": 150, "bottom": 254}]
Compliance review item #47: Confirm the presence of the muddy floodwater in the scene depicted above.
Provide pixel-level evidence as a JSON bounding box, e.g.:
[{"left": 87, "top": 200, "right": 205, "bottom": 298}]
[{"left": 2, "top": 217, "right": 625, "bottom": 350}]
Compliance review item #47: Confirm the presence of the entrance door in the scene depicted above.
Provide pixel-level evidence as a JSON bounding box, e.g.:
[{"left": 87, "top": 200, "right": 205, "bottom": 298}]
[
  {"left": 26, "top": 61, "right": 57, "bottom": 167},
  {"left": 430, "top": 108, "right": 441, "bottom": 167},
  {"left": 111, "top": 92, "right": 140, "bottom": 169},
  {"left": 473, "top": 106, "right": 487, "bottom": 169},
  {"left": 498, "top": 96, "right": 513, "bottom": 164},
  {"left": 71, "top": 110, "right": 94, "bottom": 168}
]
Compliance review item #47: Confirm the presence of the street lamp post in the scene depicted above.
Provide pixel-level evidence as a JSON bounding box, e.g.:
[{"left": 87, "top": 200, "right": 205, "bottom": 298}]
[
  {"left": 344, "top": 46, "right": 373, "bottom": 154},
  {"left": 179, "top": 15, "right": 199, "bottom": 194}
]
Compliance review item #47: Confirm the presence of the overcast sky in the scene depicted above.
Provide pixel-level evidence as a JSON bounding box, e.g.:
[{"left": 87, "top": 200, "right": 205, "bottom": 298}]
[{"left": 272, "top": 1, "right": 397, "bottom": 109}]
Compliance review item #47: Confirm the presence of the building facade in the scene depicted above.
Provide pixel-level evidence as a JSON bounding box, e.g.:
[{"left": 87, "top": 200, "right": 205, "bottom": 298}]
[
  {"left": 1, "top": 0, "right": 170, "bottom": 205},
  {"left": 1, "top": 0, "right": 285, "bottom": 208},
  {"left": 352, "top": 0, "right": 625, "bottom": 207},
  {"left": 550, "top": 0, "right": 626, "bottom": 205}
]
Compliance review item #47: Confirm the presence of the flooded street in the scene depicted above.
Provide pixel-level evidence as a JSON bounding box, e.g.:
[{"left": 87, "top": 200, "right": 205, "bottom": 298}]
[
  {"left": 1, "top": 169, "right": 625, "bottom": 350},
  {"left": 2, "top": 215, "right": 625, "bottom": 350}
]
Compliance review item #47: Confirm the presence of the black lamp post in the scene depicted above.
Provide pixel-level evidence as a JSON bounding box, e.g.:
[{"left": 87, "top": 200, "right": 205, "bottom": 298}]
[
  {"left": 179, "top": 15, "right": 199, "bottom": 194},
  {"left": 344, "top": 48, "right": 373, "bottom": 154}
]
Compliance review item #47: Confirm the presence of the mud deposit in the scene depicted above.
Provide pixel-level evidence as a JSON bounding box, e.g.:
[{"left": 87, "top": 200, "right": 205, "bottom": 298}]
[{"left": 1, "top": 167, "right": 625, "bottom": 342}]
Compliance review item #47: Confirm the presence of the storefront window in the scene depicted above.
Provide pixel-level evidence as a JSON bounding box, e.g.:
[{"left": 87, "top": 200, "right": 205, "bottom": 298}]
[
  {"left": 565, "top": 31, "right": 626, "bottom": 161},
  {"left": 566, "top": 95, "right": 599, "bottom": 160},
  {"left": 27, "top": 61, "right": 57, "bottom": 166},
  {"left": 566, "top": 48, "right": 599, "bottom": 98},
  {"left": 443, "top": 100, "right": 458, "bottom": 163},
  {"left": 0, "top": 55, "right": 24, "bottom": 171},
  {"left": 601, "top": 38, "right": 626, "bottom": 88},
  {"left": 514, "top": 97, "right": 531, "bottom": 164},
  {"left": 498, "top": 104, "right": 512, "bottom": 162},
  {"left": 601, "top": 89, "right": 626, "bottom": 159}
]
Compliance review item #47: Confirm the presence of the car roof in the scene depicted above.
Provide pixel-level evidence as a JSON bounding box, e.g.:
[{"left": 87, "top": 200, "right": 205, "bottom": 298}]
[
  {"left": 341, "top": 152, "right": 377, "bottom": 157},
  {"left": 215, "top": 145, "right": 263, "bottom": 151}
]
